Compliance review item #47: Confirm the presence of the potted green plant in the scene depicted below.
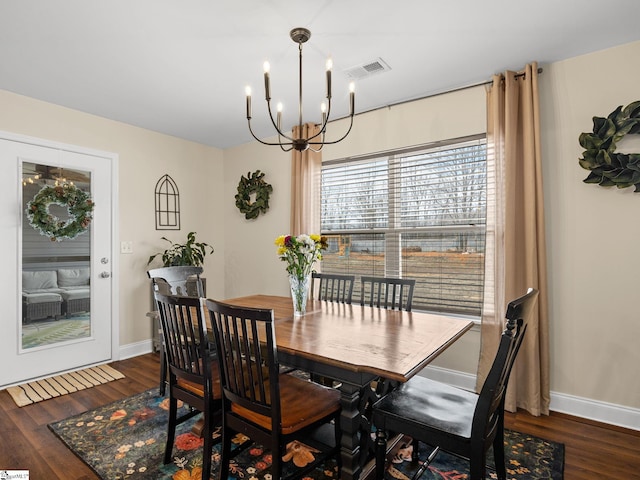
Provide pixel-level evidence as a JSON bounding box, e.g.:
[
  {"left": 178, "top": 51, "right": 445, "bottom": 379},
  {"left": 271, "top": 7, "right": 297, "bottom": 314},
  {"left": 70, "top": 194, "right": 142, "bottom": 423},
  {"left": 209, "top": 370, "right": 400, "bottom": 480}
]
[{"left": 147, "top": 231, "right": 214, "bottom": 267}]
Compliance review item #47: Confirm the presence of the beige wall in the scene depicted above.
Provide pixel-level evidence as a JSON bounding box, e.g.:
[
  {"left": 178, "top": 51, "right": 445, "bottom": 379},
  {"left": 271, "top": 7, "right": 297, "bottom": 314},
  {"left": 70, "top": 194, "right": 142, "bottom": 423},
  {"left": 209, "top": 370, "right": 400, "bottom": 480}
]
[
  {"left": 0, "top": 90, "right": 225, "bottom": 348},
  {"left": 223, "top": 85, "right": 487, "bottom": 376},
  {"left": 539, "top": 41, "right": 640, "bottom": 409},
  {"left": 223, "top": 86, "right": 488, "bottom": 299},
  {"left": 2, "top": 38, "right": 639, "bottom": 422},
  {"left": 224, "top": 41, "right": 640, "bottom": 417},
  {"left": 220, "top": 140, "right": 292, "bottom": 298}
]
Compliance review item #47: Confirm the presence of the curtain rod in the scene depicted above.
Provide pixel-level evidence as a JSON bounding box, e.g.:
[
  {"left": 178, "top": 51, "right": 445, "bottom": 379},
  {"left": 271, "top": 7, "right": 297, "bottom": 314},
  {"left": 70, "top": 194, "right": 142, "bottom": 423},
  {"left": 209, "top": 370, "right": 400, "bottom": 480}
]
[
  {"left": 508, "top": 66, "right": 544, "bottom": 81},
  {"left": 346, "top": 67, "right": 544, "bottom": 120}
]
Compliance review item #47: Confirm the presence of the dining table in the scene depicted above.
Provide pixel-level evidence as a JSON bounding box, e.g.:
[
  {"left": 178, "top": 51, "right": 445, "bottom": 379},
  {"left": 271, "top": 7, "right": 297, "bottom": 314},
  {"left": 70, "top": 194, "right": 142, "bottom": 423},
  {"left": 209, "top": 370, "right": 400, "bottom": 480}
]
[{"left": 221, "top": 294, "right": 474, "bottom": 480}]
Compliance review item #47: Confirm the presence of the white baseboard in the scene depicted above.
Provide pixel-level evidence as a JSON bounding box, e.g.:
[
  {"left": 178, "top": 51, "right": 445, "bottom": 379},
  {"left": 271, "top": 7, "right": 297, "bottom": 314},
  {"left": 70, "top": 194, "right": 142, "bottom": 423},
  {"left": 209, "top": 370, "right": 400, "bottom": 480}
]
[
  {"left": 549, "top": 391, "right": 640, "bottom": 431},
  {"left": 420, "top": 364, "right": 640, "bottom": 432},
  {"left": 119, "top": 340, "right": 153, "bottom": 361}
]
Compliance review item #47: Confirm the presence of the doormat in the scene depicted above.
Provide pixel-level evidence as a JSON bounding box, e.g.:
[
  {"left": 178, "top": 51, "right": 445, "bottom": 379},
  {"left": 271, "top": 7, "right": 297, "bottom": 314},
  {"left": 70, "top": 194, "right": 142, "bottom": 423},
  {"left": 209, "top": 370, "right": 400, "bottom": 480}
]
[{"left": 4, "top": 364, "right": 125, "bottom": 407}]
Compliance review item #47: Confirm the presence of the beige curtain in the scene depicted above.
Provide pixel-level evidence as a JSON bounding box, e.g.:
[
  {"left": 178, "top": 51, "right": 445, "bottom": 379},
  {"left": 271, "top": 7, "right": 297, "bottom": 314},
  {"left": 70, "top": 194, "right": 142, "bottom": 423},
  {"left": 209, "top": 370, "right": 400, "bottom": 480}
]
[
  {"left": 478, "top": 62, "right": 550, "bottom": 415},
  {"left": 290, "top": 123, "right": 322, "bottom": 235}
]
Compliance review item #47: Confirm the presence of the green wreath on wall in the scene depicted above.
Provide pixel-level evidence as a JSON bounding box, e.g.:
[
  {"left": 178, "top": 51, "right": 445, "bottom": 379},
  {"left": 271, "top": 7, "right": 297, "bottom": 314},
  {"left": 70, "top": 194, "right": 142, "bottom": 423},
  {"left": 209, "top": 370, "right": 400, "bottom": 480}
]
[
  {"left": 235, "top": 170, "right": 273, "bottom": 220},
  {"left": 26, "top": 184, "right": 94, "bottom": 241},
  {"left": 578, "top": 100, "right": 640, "bottom": 192}
]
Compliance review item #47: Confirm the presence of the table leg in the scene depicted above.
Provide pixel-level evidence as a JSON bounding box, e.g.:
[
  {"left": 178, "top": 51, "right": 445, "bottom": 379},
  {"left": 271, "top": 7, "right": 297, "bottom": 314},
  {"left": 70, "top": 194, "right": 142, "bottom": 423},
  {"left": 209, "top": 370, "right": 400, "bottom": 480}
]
[{"left": 338, "top": 382, "right": 363, "bottom": 480}]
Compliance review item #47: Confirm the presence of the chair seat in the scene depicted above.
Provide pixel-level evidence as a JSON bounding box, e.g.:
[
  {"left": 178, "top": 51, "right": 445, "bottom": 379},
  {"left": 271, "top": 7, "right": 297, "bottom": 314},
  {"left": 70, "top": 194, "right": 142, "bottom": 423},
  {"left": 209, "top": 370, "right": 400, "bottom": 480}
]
[
  {"left": 176, "top": 360, "right": 223, "bottom": 399},
  {"left": 373, "top": 376, "right": 478, "bottom": 440},
  {"left": 232, "top": 373, "right": 341, "bottom": 435}
]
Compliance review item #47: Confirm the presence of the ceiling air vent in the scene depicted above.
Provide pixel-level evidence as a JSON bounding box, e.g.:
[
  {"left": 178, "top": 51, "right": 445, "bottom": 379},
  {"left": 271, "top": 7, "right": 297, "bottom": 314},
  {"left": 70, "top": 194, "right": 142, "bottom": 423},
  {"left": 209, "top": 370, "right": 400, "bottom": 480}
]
[{"left": 344, "top": 58, "right": 391, "bottom": 80}]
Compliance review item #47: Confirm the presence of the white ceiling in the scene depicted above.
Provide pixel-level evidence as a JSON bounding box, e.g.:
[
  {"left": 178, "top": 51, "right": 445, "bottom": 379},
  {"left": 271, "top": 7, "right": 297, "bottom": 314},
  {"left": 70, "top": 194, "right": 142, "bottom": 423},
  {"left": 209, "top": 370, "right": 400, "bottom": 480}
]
[{"left": 1, "top": 0, "right": 640, "bottom": 150}]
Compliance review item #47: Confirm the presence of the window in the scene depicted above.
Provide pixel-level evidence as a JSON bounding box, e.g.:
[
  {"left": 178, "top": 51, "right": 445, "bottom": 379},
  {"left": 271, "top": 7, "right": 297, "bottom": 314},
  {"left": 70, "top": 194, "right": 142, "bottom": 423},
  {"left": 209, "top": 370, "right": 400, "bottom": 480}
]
[{"left": 320, "top": 135, "right": 487, "bottom": 316}]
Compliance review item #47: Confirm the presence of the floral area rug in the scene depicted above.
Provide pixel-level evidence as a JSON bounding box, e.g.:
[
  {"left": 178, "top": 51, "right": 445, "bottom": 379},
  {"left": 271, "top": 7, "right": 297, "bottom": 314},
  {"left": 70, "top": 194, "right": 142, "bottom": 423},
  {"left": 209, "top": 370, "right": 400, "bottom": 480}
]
[
  {"left": 48, "top": 388, "right": 338, "bottom": 479},
  {"left": 386, "top": 432, "right": 564, "bottom": 480},
  {"left": 48, "top": 388, "right": 563, "bottom": 480}
]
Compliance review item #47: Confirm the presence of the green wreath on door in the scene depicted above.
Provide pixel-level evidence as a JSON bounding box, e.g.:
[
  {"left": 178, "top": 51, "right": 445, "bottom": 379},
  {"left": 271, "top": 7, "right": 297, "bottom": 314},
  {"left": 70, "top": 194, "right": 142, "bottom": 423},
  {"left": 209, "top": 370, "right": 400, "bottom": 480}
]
[{"left": 26, "top": 183, "right": 94, "bottom": 241}]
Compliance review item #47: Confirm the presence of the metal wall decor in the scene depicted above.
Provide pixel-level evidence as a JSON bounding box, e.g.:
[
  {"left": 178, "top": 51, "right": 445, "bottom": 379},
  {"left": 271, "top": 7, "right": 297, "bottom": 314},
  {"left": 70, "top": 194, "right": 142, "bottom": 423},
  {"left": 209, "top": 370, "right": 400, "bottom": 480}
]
[{"left": 155, "top": 174, "right": 180, "bottom": 230}]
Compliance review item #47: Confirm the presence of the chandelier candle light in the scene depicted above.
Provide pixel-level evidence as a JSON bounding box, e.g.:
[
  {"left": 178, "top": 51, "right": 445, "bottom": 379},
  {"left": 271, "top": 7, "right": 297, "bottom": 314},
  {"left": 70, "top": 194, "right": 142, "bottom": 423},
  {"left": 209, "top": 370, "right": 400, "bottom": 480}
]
[
  {"left": 246, "top": 27, "right": 355, "bottom": 152},
  {"left": 275, "top": 234, "right": 328, "bottom": 316}
]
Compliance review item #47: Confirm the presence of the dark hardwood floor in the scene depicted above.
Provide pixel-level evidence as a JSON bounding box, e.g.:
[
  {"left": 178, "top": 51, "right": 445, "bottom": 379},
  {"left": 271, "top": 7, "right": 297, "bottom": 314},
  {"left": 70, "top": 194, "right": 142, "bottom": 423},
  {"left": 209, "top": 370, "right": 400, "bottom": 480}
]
[{"left": 1, "top": 353, "right": 638, "bottom": 479}]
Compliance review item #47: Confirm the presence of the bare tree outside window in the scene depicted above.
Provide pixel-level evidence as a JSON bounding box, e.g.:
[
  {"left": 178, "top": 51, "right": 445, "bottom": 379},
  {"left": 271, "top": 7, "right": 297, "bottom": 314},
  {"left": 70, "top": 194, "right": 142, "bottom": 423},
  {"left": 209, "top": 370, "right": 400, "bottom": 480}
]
[{"left": 320, "top": 136, "right": 486, "bottom": 316}]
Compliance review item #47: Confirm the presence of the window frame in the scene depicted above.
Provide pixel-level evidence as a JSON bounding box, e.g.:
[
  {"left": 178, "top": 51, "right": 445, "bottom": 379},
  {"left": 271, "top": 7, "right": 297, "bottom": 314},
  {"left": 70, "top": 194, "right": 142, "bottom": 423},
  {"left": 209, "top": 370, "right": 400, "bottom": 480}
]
[{"left": 320, "top": 134, "right": 487, "bottom": 317}]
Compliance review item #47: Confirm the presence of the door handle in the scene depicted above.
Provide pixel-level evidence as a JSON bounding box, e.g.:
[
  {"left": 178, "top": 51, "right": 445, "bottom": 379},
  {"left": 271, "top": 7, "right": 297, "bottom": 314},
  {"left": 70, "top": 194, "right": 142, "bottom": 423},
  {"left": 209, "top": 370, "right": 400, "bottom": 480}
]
[{"left": 100, "top": 271, "right": 111, "bottom": 278}]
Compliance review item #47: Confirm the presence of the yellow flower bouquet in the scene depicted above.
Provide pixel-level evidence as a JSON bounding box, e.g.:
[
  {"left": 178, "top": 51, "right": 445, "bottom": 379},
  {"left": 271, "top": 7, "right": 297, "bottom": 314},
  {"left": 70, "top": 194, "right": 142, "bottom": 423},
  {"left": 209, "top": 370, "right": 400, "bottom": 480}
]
[{"left": 275, "top": 234, "right": 328, "bottom": 315}]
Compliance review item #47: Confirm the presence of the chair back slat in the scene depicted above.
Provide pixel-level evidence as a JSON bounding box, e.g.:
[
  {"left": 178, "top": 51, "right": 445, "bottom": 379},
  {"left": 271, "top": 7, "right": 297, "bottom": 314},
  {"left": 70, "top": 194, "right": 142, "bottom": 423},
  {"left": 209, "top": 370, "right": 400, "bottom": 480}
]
[
  {"left": 207, "top": 300, "right": 278, "bottom": 421},
  {"left": 154, "top": 293, "right": 210, "bottom": 384},
  {"left": 473, "top": 288, "right": 539, "bottom": 438},
  {"left": 360, "top": 276, "right": 416, "bottom": 311},
  {"left": 312, "top": 273, "right": 355, "bottom": 304}
]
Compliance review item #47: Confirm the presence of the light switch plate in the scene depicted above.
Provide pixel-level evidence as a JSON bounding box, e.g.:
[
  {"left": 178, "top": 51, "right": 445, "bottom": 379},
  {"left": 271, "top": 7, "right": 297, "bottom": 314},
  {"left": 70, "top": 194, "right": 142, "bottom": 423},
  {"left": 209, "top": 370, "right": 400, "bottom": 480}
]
[{"left": 120, "top": 241, "right": 133, "bottom": 254}]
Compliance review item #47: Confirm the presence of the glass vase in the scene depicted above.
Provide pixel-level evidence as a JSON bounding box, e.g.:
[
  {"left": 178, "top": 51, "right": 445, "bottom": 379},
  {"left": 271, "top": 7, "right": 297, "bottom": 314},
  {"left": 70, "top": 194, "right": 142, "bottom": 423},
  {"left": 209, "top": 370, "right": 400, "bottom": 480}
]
[{"left": 289, "top": 274, "right": 310, "bottom": 316}]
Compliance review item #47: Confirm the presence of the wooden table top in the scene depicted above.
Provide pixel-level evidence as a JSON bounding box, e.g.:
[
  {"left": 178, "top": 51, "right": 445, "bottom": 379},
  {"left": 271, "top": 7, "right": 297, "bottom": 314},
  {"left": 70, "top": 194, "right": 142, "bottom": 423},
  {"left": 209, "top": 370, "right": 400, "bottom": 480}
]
[{"left": 222, "top": 294, "right": 474, "bottom": 383}]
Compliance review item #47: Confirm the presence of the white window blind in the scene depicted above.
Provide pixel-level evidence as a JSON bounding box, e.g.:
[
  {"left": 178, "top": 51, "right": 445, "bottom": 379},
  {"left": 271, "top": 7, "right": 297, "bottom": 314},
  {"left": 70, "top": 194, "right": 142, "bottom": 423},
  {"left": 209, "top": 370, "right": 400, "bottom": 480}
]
[{"left": 320, "top": 135, "right": 487, "bottom": 316}]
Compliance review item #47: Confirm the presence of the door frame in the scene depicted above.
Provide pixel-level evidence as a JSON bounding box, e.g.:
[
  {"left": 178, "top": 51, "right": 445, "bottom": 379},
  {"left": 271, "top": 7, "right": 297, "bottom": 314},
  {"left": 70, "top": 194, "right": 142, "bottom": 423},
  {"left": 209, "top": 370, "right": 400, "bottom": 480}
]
[{"left": 2, "top": 129, "right": 119, "bottom": 385}]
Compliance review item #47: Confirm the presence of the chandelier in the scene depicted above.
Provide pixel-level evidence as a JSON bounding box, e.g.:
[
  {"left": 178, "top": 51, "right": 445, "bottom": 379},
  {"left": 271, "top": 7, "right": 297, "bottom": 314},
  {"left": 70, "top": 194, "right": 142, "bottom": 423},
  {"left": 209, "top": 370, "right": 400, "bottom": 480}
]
[
  {"left": 245, "top": 27, "right": 355, "bottom": 152},
  {"left": 21, "top": 166, "right": 76, "bottom": 187}
]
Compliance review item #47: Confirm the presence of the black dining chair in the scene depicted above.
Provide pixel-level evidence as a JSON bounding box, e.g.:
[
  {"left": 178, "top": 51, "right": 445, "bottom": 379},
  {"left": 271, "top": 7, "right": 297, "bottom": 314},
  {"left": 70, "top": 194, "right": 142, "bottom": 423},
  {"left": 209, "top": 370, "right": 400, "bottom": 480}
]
[
  {"left": 206, "top": 298, "right": 342, "bottom": 480},
  {"left": 147, "top": 266, "right": 206, "bottom": 395},
  {"left": 311, "top": 272, "right": 356, "bottom": 304},
  {"left": 360, "top": 276, "right": 416, "bottom": 311},
  {"left": 148, "top": 266, "right": 205, "bottom": 297},
  {"left": 359, "top": 276, "right": 416, "bottom": 396},
  {"left": 154, "top": 292, "right": 222, "bottom": 480},
  {"left": 307, "top": 272, "right": 356, "bottom": 385},
  {"left": 371, "top": 288, "right": 539, "bottom": 480}
]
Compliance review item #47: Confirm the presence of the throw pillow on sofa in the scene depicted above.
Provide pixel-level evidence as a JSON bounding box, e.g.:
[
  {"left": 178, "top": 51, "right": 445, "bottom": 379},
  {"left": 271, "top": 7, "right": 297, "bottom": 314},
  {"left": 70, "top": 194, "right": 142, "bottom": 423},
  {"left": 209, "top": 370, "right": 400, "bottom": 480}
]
[
  {"left": 22, "top": 270, "right": 58, "bottom": 292},
  {"left": 57, "top": 268, "right": 90, "bottom": 288}
]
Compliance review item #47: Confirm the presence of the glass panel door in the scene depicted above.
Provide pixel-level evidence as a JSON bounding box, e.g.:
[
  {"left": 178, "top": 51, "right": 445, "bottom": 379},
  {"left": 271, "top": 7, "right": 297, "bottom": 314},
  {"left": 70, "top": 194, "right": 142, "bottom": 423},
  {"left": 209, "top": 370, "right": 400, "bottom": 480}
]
[
  {"left": 21, "top": 162, "right": 92, "bottom": 350},
  {"left": 0, "top": 136, "right": 115, "bottom": 388}
]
